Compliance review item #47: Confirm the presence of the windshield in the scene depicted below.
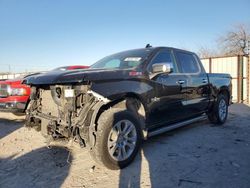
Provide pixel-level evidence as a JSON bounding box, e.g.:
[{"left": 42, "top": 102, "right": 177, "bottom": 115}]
[{"left": 90, "top": 49, "right": 152, "bottom": 69}]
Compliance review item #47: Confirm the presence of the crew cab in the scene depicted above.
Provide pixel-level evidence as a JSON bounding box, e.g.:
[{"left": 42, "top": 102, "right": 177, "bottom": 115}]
[
  {"left": 24, "top": 46, "right": 232, "bottom": 169},
  {"left": 0, "top": 65, "right": 89, "bottom": 114}
]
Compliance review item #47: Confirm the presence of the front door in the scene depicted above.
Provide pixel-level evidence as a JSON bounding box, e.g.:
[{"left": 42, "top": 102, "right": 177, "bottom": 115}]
[{"left": 147, "top": 49, "right": 187, "bottom": 129}]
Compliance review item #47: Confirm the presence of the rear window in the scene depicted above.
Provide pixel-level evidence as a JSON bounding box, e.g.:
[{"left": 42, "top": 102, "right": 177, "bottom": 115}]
[{"left": 175, "top": 52, "right": 200, "bottom": 73}]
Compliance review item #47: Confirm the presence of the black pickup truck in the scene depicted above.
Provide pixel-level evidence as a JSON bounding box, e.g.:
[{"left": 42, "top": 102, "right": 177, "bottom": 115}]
[{"left": 24, "top": 46, "right": 232, "bottom": 169}]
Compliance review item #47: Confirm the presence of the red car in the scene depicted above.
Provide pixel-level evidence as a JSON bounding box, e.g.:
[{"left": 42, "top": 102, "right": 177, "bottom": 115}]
[
  {"left": 0, "top": 65, "right": 89, "bottom": 114},
  {"left": 0, "top": 76, "right": 31, "bottom": 114}
]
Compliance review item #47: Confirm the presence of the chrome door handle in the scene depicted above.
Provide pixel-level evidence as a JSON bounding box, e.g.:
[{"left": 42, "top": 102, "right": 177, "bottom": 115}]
[
  {"left": 202, "top": 79, "right": 208, "bottom": 83},
  {"left": 177, "top": 80, "right": 185, "bottom": 84}
]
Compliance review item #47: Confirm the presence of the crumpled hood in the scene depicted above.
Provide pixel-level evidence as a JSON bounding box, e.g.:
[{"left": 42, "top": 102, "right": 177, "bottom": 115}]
[{"left": 24, "top": 68, "right": 139, "bottom": 85}]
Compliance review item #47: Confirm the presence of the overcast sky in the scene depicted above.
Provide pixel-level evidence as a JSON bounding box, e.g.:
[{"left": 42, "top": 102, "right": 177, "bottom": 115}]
[{"left": 0, "top": 0, "right": 250, "bottom": 73}]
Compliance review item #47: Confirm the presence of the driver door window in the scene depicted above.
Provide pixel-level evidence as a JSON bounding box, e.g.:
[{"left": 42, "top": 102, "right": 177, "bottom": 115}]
[{"left": 149, "top": 50, "right": 177, "bottom": 73}]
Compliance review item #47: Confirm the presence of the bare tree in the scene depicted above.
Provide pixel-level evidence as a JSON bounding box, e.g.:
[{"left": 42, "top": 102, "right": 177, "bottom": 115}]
[
  {"left": 217, "top": 24, "right": 250, "bottom": 56},
  {"left": 197, "top": 46, "right": 218, "bottom": 58}
]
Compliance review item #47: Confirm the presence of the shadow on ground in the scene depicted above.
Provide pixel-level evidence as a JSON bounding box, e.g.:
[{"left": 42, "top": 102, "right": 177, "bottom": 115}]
[
  {"left": 119, "top": 104, "right": 250, "bottom": 188},
  {"left": 118, "top": 121, "right": 206, "bottom": 188},
  {"left": 0, "top": 146, "right": 71, "bottom": 188},
  {"left": 0, "top": 118, "right": 24, "bottom": 139}
]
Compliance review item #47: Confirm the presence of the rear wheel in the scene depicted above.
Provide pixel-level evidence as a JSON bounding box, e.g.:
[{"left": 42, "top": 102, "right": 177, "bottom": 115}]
[
  {"left": 208, "top": 94, "right": 228, "bottom": 125},
  {"left": 90, "top": 108, "right": 142, "bottom": 170}
]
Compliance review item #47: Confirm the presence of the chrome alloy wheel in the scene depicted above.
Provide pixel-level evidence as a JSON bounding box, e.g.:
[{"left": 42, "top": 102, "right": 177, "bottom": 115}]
[
  {"left": 218, "top": 98, "right": 227, "bottom": 121},
  {"left": 107, "top": 120, "right": 137, "bottom": 161}
]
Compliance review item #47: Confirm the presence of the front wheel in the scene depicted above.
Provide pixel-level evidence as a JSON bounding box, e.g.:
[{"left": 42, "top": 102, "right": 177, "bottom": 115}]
[
  {"left": 208, "top": 94, "right": 228, "bottom": 125},
  {"left": 90, "top": 108, "right": 142, "bottom": 170}
]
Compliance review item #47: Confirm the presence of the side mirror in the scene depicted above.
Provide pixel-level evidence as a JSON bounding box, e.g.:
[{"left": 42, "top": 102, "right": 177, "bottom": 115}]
[{"left": 152, "top": 63, "right": 172, "bottom": 74}]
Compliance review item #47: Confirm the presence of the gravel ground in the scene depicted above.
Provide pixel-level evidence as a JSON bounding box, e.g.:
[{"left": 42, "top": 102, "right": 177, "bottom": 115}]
[{"left": 0, "top": 104, "right": 250, "bottom": 188}]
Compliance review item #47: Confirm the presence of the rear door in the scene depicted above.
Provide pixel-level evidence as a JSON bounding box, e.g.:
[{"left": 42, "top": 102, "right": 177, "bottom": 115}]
[{"left": 174, "top": 50, "right": 210, "bottom": 116}]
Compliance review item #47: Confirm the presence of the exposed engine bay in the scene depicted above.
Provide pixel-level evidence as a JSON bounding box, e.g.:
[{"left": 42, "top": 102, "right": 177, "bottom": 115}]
[{"left": 25, "top": 84, "right": 109, "bottom": 147}]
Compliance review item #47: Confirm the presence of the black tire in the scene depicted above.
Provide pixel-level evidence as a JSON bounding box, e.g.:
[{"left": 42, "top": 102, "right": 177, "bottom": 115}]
[
  {"left": 208, "top": 94, "right": 228, "bottom": 125},
  {"left": 90, "top": 108, "right": 142, "bottom": 170}
]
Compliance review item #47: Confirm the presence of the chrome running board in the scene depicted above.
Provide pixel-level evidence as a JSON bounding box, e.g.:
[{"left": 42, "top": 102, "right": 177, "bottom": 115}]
[{"left": 148, "top": 115, "right": 207, "bottom": 137}]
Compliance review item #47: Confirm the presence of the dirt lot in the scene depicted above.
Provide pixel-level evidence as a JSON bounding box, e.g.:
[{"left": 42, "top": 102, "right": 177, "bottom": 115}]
[{"left": 0, "top": 104, "right": 250, "bottom": 188}]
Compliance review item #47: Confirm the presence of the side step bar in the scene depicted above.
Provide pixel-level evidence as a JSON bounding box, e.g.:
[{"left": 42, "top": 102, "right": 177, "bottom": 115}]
[{"left": 148, "top": 115, "right": 207, "bottom": 137}]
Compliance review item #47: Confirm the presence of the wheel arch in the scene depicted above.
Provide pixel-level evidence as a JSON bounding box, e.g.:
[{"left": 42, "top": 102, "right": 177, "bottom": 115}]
[
  {"left": 91, "top": 93, "right": 148, "bottom": 143},
  {"left": 98, "top": 93, "right": 146, "bottom": 124}
]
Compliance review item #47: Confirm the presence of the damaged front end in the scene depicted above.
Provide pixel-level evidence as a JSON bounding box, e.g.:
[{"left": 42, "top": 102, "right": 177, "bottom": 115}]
[{"left": 25, "top": 84, "right": 109, "bottom": 148}]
